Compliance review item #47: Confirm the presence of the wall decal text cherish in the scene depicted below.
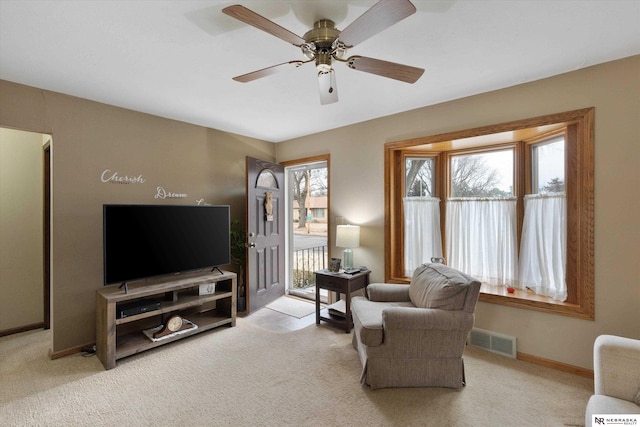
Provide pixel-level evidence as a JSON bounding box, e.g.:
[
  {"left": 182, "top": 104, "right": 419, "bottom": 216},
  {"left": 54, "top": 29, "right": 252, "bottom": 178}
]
[{"left": 101, "top": 169, "right": 146, "bottom": 184}]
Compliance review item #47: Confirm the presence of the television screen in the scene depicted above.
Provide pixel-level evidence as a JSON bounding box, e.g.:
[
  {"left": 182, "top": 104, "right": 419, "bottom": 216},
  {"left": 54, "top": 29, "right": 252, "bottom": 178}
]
[{"left": 103, "top": 204, "right": 230, "bottom": 285}]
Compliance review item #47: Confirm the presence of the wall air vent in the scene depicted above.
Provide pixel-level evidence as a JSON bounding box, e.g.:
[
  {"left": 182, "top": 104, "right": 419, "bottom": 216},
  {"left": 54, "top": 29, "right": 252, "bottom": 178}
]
[{"left": 469, "top": 328, "right": 517, "bottom": 358}]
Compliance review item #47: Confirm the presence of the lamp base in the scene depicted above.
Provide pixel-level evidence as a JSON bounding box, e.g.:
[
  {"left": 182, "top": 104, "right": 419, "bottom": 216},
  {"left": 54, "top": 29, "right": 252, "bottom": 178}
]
[{"left": 342, "top": 248, "right": 353, "bottom": 269}]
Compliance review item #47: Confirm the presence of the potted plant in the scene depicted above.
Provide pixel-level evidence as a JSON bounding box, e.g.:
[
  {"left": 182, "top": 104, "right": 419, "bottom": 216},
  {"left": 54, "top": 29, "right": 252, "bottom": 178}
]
[{"left": 230, "top": 219, "right": 247, "bottom": 312}]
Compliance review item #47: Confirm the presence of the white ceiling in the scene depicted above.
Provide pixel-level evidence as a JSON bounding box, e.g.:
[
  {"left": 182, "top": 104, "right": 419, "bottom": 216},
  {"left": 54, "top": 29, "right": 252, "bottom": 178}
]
[{"left": 1, "top": 1, "right": 639, "bottom": 143}]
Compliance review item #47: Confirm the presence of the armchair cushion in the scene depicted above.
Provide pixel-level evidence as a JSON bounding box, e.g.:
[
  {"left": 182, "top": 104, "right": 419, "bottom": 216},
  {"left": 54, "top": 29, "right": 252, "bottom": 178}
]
[{"left": 409, "top": 263, "right": 480, "bottom": 311}]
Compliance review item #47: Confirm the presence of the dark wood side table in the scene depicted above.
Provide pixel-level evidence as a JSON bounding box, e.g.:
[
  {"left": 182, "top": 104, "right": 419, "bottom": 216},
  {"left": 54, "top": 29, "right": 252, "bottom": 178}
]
[{"left": 315, "top": 269, "right": 370, "bottom": 333}]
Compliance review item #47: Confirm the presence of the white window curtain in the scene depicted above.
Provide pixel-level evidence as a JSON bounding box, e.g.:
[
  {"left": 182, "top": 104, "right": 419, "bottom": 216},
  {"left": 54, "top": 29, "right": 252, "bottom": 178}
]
[
  {"left": 403, "top": 197, "right": 442, "bottom": 276},
  {"left": 518, "top": 193, "right": 567, "bottom": 301},
  {"left": 446, "top": 197, "right": 518, "bottom": 285}
]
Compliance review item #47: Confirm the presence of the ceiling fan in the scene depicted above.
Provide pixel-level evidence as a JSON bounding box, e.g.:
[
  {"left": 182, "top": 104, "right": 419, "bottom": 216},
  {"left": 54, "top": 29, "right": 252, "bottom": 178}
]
[{"left": 222, "top": 0, "right": 425, "bottom": 105}]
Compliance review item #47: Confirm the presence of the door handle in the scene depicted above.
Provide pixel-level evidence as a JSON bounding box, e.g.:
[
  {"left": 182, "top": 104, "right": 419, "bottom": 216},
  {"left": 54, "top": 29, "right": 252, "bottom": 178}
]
[{"left": 248, "top": 243, "right": 256, "bottom": 248}]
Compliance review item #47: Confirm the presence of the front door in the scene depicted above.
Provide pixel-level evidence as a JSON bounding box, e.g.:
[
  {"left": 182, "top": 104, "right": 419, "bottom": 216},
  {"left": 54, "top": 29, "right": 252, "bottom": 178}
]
[{"left": 246, "top": 157, "right": 285, "bottom": 312}]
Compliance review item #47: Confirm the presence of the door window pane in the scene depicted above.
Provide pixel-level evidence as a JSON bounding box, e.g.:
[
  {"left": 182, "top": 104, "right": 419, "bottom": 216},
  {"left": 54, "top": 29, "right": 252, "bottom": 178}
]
[{"left": 256, "top": 170, "right": 279, "bottom": 189}]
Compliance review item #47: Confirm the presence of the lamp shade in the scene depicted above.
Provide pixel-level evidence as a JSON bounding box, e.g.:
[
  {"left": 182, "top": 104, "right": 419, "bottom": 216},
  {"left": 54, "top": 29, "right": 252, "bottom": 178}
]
[{"left": 336, "top": 225, "right": 360, "bottom": 248}]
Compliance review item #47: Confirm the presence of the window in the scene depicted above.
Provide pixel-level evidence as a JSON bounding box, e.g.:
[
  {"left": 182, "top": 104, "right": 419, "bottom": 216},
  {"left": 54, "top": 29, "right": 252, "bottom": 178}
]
[
  {"left": 405, "top": 157, "right": 436, "bottom": 197},
  {"left": 256, "top": 169, "right": 279, "bottom": 189},
  {"left": 404, "top": 156, "right": 442, "bottom": 275},
  {"left": 519, "top": 135, "right": 567, "bottom": 300},
  {"left": 385, "top": 109, "right": 594, "bottom": 320},
  {"left": 450, "top": 149, "right": 514, "bottom": 197},
  {"left": 531, "top": 136, "right": 565, "bottom": 193},
  {"left": 446, "top": 148, "right": 518, "bottom": 286}
]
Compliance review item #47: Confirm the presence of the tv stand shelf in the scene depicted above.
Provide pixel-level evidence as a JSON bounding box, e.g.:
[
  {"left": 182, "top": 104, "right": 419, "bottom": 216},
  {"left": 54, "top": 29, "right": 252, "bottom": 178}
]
[{"left": 96, "top": 270, "right": 236, "bottom": 370}]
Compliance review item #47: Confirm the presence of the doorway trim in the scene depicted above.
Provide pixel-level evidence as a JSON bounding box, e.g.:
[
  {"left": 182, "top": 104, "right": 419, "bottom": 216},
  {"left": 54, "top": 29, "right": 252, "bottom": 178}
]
[
  {"left": 43, "top": 141, "right": 51, "bottom": 330},
  {"left": 0, "top": 128, "right": 52, "bottom": 337}
]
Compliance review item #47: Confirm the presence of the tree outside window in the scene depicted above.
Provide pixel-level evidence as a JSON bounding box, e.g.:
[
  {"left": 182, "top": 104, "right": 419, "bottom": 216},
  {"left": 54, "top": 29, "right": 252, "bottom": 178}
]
[{"left": 450, "top": 150, "right": 513, "bottom": 197}]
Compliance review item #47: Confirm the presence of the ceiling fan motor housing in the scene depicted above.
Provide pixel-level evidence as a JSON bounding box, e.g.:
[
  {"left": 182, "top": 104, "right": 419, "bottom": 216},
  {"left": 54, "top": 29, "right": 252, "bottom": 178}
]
[
  {"left": 303, "top": 20, "right": 341, "bottom": 71},
  {"left": 303, "top": 19, "right": 340, "bottom": 46}
]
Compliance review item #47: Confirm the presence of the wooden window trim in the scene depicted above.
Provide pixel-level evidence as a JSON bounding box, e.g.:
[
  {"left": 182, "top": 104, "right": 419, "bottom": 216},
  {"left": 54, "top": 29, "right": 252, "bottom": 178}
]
[{"left": 384, "top": 108, "right": 594, "bottom": 320}]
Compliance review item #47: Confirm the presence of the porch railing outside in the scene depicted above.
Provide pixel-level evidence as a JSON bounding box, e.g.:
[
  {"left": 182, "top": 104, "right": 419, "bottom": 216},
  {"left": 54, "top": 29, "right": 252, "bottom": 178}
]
[{"left": 292, "top": 245, "right": 328, "bottom": 289}]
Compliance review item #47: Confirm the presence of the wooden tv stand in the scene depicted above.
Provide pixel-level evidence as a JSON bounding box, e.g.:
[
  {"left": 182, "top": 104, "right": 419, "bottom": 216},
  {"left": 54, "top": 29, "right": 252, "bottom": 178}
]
[{"left": 96, "top": 270, "right": 236, "bottom": 370}]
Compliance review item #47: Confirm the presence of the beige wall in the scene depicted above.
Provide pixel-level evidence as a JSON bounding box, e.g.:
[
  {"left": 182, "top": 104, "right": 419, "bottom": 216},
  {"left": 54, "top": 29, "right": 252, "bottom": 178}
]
[
  {"left": 0, "top": 80, "right": 275, "bottom": 352},
  {"left": 0, "top": 128, "right": 44, "bottom": 331},
  {"left": 276, "top": 55, "right": 640, "bottom": 370},
  {"left": 1, "top": 55, "right": 638, "bottom": 368}
]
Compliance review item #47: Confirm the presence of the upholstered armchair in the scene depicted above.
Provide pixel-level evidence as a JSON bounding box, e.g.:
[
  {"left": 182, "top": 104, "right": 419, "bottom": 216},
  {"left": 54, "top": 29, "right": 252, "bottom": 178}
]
[
  {"left": 585, "top": 335, "right": 640, "bottom": 424},
  {"left": 350, "top": 263, "right": 481, "bottom": 389}
]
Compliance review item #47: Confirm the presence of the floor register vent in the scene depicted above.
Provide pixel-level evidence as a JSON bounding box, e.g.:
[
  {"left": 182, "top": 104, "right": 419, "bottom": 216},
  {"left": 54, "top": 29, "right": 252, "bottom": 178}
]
[{"left": 469, "top": 328, "right": 517, "bottom": 358}]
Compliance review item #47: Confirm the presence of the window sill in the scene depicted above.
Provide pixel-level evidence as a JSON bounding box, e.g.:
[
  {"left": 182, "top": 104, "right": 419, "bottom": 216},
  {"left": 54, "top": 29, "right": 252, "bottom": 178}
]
[{"left": 479, "top": 283, "right": 592, "bottom": 320}]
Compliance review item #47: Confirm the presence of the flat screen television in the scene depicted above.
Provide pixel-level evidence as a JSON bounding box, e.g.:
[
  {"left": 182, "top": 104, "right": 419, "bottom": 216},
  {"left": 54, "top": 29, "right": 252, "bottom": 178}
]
[{"left": 103, "top": 204, "right": 230, "bottom": 285}]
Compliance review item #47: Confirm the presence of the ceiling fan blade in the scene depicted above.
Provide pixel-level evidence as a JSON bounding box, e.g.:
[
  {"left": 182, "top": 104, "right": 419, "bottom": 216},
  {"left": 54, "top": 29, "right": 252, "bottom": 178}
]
[
  {"left": 338, "top": 0, "right": 417, "bottom": 47},
  {"left": 233, "top": 61, "right": 305, "bottom": 83},
  {"left": 222, "top": 5, "right": 306, "bottom": 47},
  {"left": 318, "top": 70, "right": 338, "bottom": 105},
  {"left": 346, "top": 56, "right": 424, "bottom": 83}
]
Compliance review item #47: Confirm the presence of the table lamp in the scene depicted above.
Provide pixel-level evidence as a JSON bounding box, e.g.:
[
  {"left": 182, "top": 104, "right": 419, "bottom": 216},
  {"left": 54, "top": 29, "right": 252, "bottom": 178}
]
[{"left": 336, "top": 224, "right": 360, "bottom": 269}]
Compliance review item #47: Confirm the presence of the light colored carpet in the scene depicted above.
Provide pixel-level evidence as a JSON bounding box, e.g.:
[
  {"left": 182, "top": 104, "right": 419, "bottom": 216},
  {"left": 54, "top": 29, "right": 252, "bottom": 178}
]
[
  {"left": 265, "top": 296, "right": 316, "bottom": 318},
  {"left": 1, "top": 319, "right": 593, "bottom": 426}
]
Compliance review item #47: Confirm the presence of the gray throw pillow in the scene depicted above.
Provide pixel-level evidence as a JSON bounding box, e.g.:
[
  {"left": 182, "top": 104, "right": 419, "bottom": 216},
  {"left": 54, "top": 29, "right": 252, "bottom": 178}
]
[{"left": 409, "top": 263, "right": 477, "bottom": 310}]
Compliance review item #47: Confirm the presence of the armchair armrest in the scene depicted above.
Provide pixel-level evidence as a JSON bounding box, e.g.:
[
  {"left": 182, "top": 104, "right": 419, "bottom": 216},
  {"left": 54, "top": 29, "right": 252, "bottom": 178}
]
[
  {"left": 367, "top": 283, "right": 410, "bottom": 302},
  {"left": 593, "top": 335, "right": 640, "bottom": 402},
  {"left": 382, "top": 307, "right": 474, "bottom": 331}
]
